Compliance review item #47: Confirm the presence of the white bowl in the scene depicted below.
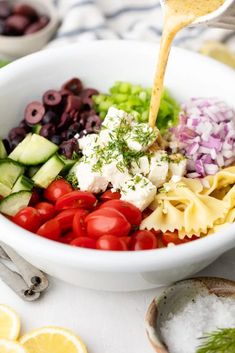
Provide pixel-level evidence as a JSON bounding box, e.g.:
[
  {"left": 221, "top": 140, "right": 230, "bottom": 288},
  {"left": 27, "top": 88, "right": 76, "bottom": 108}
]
[
  {"left": 0, "top": 0, "right": 59, "bottom": 59},
  {"left": 0, "top": 41, "right": 235, "bottom": 292}
]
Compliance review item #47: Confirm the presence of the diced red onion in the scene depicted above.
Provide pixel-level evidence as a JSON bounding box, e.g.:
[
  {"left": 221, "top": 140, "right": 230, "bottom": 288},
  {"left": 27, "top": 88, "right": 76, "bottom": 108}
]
[{"left": 169, "top": 97, "right": 235, "bottom": 177}]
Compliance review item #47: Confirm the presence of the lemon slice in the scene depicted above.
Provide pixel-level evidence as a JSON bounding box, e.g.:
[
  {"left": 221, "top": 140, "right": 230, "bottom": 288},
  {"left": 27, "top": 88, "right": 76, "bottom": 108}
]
[
  {"left": 200, "top": 41, "right": 235, "bottom": 69},
  {"left": 20, "top": 327, "right": 88, "bottom": 353},
  {"left": 0, "top": 339, "right": 27, "bottom": 353},
  {"left": 0, "top": 305, "right": 20, "bottom": 340}
]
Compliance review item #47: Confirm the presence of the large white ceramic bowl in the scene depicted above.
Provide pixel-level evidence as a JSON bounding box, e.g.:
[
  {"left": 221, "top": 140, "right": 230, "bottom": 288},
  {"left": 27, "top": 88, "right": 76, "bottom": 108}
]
[{"left": 0, "top": 41, "right": 235, "bottom": 292}]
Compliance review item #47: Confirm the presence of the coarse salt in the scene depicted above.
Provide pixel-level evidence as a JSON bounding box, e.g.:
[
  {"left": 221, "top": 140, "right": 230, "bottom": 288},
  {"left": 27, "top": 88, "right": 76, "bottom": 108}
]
[{"left": 160, "top": 294, "right": 235, "bottom": 353}]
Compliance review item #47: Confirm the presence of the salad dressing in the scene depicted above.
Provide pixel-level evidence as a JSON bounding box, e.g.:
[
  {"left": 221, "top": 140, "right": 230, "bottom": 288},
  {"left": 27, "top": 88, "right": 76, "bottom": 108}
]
[{"left": 149, "top": 0, "right": 224, "bottom": 128}]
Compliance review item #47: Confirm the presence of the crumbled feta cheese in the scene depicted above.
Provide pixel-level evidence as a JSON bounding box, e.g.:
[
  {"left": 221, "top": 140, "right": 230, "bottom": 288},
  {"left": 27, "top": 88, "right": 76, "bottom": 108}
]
[
  {"left": 126, "top": 123, "right": 158, "bottom": 152},
  {"left": 171, "top": 175, "right": 182, "bottom": 183},
  {"left": 131, "top": 156, "right": 150, "bottom": 176},
  {"left": 148, "top": 151, "right": 169, "bottom": 188},
  {"left": 78, "top": 134, "right": 99, "bottom": 157},
  {"left": 102, "top": 155, "right": 131, "bottom": 190},
  {"left": 102, "top": 107, "right": 133, "bottom": 131},
  {"left": 169, "top": 155, "right": 187, "bottom": 177},
  {"left": 75, "top": 162, "right": 108, "bottom": 193},
  {"left": 121, "top": 174, "right": 156, "bottom": 211}
]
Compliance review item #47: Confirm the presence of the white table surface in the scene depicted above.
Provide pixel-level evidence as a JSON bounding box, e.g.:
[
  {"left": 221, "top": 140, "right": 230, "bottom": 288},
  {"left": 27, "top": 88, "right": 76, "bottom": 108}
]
[{"left": 1, "top": 247, "right": 235, "bottom": 353}]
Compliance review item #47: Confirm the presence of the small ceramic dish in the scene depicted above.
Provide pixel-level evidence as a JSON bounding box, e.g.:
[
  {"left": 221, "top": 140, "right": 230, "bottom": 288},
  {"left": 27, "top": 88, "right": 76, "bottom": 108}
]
[
  {"left": 145, "top": 277, "right": 235, "bottom": 353},
  {"left": 0, "top": 0, "right": 59, "bottom": 58}
]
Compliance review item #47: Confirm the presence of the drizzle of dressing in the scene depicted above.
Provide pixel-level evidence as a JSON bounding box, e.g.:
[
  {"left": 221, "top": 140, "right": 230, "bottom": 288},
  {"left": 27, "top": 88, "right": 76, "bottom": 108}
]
[{"left": 149, "top": 0, "right": 225, "bottom": 128}]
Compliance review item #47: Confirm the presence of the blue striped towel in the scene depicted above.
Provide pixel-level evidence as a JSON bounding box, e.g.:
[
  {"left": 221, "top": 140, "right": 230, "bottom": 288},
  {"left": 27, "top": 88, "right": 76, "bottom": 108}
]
[{"left": 49, "top": 0, "right": 235, "bottom": 50}]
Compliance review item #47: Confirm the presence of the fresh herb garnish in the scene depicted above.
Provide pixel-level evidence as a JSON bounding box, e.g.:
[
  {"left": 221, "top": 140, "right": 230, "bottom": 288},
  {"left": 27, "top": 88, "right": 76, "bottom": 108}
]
[{"left": 196, "top": 328, "right": 235, "bottom": 353}]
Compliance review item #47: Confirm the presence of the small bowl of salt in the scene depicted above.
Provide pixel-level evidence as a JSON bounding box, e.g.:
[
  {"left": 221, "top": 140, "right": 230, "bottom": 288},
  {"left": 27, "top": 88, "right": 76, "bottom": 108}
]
[{"left": 145, "top": 277, "right": 235, "bottom": 353}]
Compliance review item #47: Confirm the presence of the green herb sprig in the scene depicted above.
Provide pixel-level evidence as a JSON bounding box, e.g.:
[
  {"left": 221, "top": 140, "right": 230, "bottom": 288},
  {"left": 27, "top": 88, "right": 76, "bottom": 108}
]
[{"left": 196, "top": 328, "right": 235, "bottom": 353}]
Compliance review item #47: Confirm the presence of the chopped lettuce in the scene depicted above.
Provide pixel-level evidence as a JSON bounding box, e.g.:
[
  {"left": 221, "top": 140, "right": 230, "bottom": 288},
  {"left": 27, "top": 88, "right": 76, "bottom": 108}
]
[{"left": 93, "top": 81, "right": 180, "bottom": 134}]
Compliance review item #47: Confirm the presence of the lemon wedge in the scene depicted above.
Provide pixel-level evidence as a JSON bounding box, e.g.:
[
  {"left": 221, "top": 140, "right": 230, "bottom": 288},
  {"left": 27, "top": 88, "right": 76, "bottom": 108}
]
[
  {"left": 20, "top": 327, "right": 88, "bottom": 353},
  {"left": 0, "top": 339, "right": 27, "bottom": 353},
  {"left": 0, "top": 305, "right": 20, "bottom": 340},
  {"left": 200, "top": 41, "right": 235, "bottom": 69}
]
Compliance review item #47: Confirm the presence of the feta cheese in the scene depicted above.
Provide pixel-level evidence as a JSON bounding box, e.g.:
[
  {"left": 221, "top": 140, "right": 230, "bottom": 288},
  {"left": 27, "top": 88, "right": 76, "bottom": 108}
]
[
  {"left": 102, "top": 155, "right": 131, "bottom": 190},
  {"left": 78, "top": 134, "right": 99, "bottom": 157},
  {"left": 126, "top": 123, "right": 158, "bottom": 152},
  {"left": 131, "top": 156, "right": 150, "bottom": 176},
  {"left": 121, "top": 174, "right": 156, "bottom": 211},
  {"left": 102, "top": 107, "right": 133, "bottom": 131},
  {"left": 75, "top": 162, "right": 108, "bottom": 193},
  {"left": 148, "top": 151, "right": 169, "bottom": 188},
  {"left": 169, "top": 155, "right": 187, "bottom": 177}
]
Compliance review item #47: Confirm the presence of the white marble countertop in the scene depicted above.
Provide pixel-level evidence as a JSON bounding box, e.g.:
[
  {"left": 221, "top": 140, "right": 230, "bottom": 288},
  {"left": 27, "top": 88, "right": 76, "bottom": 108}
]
[{"left": 1, "top": 247, "right": 235, "bottom": 353}]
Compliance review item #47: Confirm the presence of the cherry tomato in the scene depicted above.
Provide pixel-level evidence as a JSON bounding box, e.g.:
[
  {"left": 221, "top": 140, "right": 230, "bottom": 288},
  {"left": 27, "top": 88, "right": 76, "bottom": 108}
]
[
  {"left": 55, "top": 209, "right": 78, "bottom": 231},
  {"left": 44, "top": 179, "right": 73, "bottom": 203},
  {"left": 100, "top": 199, "right": 142, "bottom": 227},
  {"left": 59, "top": 231, "right": 77, "bottom": 244},
  {"left": 120, "top": 236, "right": 132, "bottom": 248},
  {"left": 130, "top": 230, "right": 158, "bottom": 250},
  {"left": 35, "top": 202, "right": 55, "bottom": 223},
  {"left": 85, "top": 207, "right": 131, "bottom": 239},
  {"left": 96, "top": 235, "right": 128, "bottom": 251},
  {"left": 12, "top": 207, "right": 41, "bottom": 232},
  {"left": 100, "top": 190, "right": 121, "bottom": 202},
  {"left": 37, "top": 219, "right": 61, "bottom": 241},
  {"left": 29, "top": 188, "right": 41, "bottom": 206},
  {"left": 162, "top": 231, "right": 187, "bottom": 246},
  {"left": 161, "top": 232, "right": 198, "bottom": 246},
  {"left": 142, "top": 207, "right": 152, "bottom": 219},
  {"left": 55, "top": 191, "right": 97, "bottom": 211},
  {"left": 71, "top": 237, "right": 96, "bottom": 249},
  {"left": 73, "top": 209, "right": 89, "bottom": 237}
]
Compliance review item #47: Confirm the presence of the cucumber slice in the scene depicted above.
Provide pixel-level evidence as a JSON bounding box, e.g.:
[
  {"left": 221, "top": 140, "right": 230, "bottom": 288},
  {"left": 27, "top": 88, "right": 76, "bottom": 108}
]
[
  {"left": 32, "top": 154, "right": 65, "bottom": 188},
  {"left": 0, "top": 183, "right": 11, "bottom": 197},
  {"left": 9, "top": 133, "right": 58, "bottom": 165},
  {"left": 9, "top": 133, "right": 32, "bottom": 161},
  {"left": 32, "top": 124, "right": 42, "bottom": 134},
  {"left": 11, "top": 175, "right": 34, "bottom": 193},
  {"left": 0, "top": 191, "right": 32, "bottom": 216},
  {"left": 0, "top": 140, "right": 7, "bottom": 159},
  {"left": 0, "top": 159, "right": 24, "bottom": 188},
  {"left": 28, "top": 166, "right": 41, "bottom": 178},
  {"left": 59, "top": 155, "right": 76, "bottom": 174}
]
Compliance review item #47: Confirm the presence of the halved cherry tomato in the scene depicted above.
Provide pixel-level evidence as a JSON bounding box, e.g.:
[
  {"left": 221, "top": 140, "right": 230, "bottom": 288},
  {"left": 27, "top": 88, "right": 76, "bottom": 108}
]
[
  {"left": 55, "top": 191, "right": 97, "bottom": 211},
  {"left": 130, "top": 230, "right": 158, "bottom": 250},
  {"left": 96, "top": 235, "right": 127, "bottom": 251},
  {"left": 55, "top": 209, "right": 78, "bottom": 231},
  {"left": 73, "top": 209, "right": 89, "bottom": 237},
  {"left": 162, "top": 231, "right": 187, "bottom": 246},
  {"left": 12, "top": 207, "right": 41, "bottom": 232},
  {"left": 85, "top": 207, "right": 131, "bottom": 239},
  {"left": 100, "top": 199, "right": 142, "bottom": 227},
  {"left": 44, "top": 179, "right": 73, "bottom": 203},
  {"left": 59, "top": 231, "right": 77, "bottom": 244},
  {"left": 29, "top": 188, "right": 41, "bottom": 206},
  {"left": 37, "top": 219, "right": 61, "bottom": 241},
  {"left": 161, "top": 231, "right": 197, "bottom": 246},
  {"left": 35, "top": 202, "right": 55, "bottom": 223},
  {"left": 120, "top": 236, "right": 132, "bottom": 248},
  {"left": 100, "top": 190, "right": 121, "bottom": 202},
  {"left": 71, "top": 237, "right": 96, "bottom": 249},
  {"left": 142, "top": 207, "right": 152, "bottom": 219}
]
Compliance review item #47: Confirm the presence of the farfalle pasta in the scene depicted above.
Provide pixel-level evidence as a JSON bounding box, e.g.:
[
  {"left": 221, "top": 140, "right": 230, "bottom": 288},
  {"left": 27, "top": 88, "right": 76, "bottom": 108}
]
[{"left": 141, "top": 174, "right": 233, "bottom": 238}]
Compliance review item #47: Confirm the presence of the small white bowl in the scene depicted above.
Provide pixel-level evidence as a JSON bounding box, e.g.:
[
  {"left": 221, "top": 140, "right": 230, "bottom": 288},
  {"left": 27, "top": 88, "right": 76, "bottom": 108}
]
[
  {"left": 0, "top": 0, "right": 59, "bottom": 59},
  {"left": 0, "top": 41, "right": 235, "bottom": 291}
]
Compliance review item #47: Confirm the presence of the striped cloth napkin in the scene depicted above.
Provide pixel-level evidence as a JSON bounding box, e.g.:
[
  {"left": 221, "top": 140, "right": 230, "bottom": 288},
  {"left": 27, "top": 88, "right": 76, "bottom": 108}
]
[{"left": 50, "top": 0, "right": 235, "bottom": 51}]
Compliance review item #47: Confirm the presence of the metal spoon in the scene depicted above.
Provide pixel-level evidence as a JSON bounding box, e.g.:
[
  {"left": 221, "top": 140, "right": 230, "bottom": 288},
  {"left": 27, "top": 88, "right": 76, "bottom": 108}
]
[
  {"left": 160, "top": 0, "right": 235, "bottom": 30},
  {"left": 145, "top": 277, "right": 235, "bottom": 353}
]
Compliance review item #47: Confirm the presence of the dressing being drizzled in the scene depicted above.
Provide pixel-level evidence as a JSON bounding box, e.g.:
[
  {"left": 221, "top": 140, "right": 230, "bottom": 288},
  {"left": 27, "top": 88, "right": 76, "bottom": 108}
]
[{"left": 149, "top": 0, "right": 225, "bottom": 128}]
